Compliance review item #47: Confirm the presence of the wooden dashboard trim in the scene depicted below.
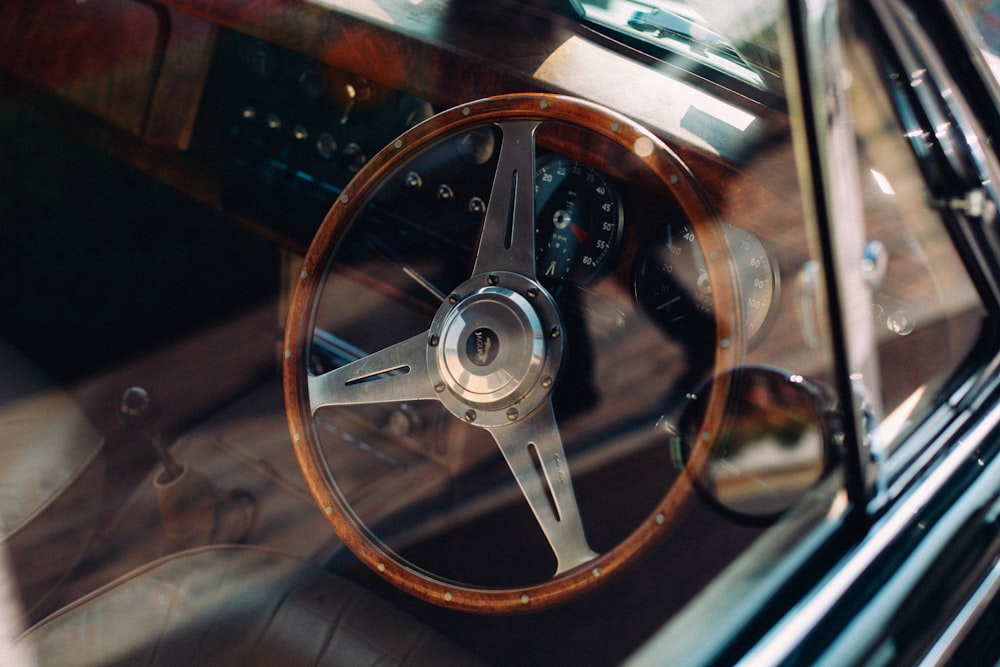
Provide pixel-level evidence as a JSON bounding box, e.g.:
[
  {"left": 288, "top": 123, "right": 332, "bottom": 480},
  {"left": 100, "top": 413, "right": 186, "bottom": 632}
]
[
  {"left": 0, "top": 0, "right": 800, "bottom": 257},
  {"left": 144, "top": 8, "right": 219, "bottom": 149}
]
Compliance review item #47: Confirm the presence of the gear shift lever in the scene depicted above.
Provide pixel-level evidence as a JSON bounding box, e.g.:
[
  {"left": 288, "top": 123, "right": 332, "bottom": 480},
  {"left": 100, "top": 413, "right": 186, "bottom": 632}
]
[
  {"left": 119, "top": 386, "right": 184, "bottom": 482},
  {"left": 119, "top": 386, "right": 256, "bottom": 551}
]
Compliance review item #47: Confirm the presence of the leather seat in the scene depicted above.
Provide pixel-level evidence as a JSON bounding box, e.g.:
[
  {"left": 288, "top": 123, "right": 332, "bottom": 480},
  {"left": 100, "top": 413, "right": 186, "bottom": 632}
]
[
  {"left": 20, "top": 546, "right": 486, "bottom": 666},
  {"left": 0, "top": 340, "right": 105, "bottom": 620}
]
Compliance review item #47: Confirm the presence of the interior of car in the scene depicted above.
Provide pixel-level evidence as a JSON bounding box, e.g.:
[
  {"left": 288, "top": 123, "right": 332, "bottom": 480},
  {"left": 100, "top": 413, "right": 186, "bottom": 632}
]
[{"left": 0, "top": 0, "right": 995, "bottom": 664}]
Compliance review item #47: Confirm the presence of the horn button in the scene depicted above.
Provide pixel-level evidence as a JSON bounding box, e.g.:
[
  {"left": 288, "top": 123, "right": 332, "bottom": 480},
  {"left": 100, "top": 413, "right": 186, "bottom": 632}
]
[{"left": 429, "top": 272, "right": 564, "bottom": 426}]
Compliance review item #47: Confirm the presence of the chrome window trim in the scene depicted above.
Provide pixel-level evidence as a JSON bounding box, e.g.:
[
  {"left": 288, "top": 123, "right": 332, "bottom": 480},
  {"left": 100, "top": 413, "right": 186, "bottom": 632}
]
[
  {"left": 623, "top": 474, "right": 851, "bottom": 666},
  {"left": 915, "top": 557, "right": 1000, "bottom": 666},
  {"left": 881, "top": 367, "right": 1000, "bottom": 507},
  {"left": 738, "top": 385, "right": 1000, "bottom": 666}
]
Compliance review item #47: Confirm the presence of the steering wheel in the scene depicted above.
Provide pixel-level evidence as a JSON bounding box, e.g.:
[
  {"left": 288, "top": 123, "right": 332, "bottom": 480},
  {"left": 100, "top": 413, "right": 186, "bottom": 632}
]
[{"left": 284, "top": 93, "right": 740, "bottom": 613}]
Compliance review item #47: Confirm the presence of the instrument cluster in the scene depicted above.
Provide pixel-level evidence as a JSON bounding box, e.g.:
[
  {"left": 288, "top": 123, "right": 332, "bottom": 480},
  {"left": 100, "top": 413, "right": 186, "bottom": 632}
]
[
  {"left": 531, "top": 150, "right": 781, "bottom": 353},
  {"left": 357, "top": 128, "right": 783, "bottom": 360}
]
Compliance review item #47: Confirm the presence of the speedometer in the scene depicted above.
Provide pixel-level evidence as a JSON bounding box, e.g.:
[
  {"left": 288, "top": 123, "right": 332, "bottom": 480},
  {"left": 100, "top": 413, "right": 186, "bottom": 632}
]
[
  {"left": 534, "top": 155, "right": 623, "bottom": 285},
  {"left": 635, "top": 220, "right": 778, "bottom": 345}
]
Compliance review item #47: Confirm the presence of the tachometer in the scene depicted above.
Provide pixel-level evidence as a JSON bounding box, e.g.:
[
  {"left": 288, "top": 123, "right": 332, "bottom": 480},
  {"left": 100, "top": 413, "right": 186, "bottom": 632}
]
[
  {"left": 635, "top": 220, "right": 778, "bottom": 345},
  {"left": 534, "top": 155, "right": 623, "bottom": 284}
]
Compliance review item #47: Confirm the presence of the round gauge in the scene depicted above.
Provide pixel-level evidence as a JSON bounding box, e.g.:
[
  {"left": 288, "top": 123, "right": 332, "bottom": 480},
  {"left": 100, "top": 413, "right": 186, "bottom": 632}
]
[
  {"left": 534, "top": 155, "right": 623, "bottom": 284},
  {"left": 635, "top": 220, "right": 778, "bottom": 344}
]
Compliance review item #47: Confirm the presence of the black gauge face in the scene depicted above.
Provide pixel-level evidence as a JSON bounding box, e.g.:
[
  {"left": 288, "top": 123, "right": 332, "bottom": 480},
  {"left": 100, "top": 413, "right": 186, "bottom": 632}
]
[
  {"left": 534, "top": 156, "right": 623, "bottom": 285},
  {"left": 635, "top": 221, "right": 778, "bottom": 344}
]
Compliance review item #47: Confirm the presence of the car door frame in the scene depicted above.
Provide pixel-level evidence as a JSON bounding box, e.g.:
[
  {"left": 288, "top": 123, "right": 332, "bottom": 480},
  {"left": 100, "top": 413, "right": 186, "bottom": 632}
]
[{"left": 628, "top": 0, "right": 1000, "bottom": 664}]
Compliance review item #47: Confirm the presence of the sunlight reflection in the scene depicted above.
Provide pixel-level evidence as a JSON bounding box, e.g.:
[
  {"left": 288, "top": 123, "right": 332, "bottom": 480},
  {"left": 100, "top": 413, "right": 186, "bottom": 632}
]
[
  {"left": 533, "top": 36, "right": 758, "bottom": 154},
  {"left": 310, "top": 0, "right": 395, "bottom": 24}
]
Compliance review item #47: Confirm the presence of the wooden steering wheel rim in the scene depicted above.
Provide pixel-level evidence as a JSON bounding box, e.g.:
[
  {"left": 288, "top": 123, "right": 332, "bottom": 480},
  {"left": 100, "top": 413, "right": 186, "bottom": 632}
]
[{"left": 283, "top": 93, "right": 740, "bottom": 613}]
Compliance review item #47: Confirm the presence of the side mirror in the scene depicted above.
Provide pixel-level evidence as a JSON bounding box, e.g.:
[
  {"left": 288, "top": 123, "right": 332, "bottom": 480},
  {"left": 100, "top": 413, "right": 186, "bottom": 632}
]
[{"left": 673, "top": 366, "right": 836, "bottom": 521}]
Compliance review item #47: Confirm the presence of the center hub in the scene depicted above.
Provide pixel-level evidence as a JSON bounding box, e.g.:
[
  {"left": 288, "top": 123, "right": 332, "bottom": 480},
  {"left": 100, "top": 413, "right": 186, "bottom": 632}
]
[
  {"left": 438, "top": 286, "right": 543, "bottom": 403},
  {"left": 466, "top": 327, "right": 500, "bottom": 367},
  {"left": 428, "top": 272, "right": 564, "bottom": 426}
]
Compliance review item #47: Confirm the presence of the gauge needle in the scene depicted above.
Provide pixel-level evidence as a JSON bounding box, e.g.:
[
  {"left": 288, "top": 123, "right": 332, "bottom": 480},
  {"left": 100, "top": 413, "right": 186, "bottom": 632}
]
[
  {"left": 367, "top": 235, "right": 448, "bottom": 303},
  {"left": 569, "top": 223, "right": 589, "bottom": 243},
  {"left": 656, "top": 295, "right": 681, "bottom": 311}
]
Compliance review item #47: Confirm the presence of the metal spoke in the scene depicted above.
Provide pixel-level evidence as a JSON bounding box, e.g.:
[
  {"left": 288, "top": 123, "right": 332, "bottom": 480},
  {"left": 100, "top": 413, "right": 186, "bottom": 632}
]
[
  {"left": 489, "top": 402, "right": 597, "bottom": 575},
  {"left": 307, "top": 332, "right": 436, "bottom": 414},
  {"left": 471, "top": 120, "right": 541, "bottom": 279}
]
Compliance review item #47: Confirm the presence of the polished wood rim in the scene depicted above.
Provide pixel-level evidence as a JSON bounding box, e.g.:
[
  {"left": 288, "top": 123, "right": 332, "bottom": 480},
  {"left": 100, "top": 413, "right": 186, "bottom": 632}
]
[{"left": 283, "top": 93, "right": 741, "bottom": 613}]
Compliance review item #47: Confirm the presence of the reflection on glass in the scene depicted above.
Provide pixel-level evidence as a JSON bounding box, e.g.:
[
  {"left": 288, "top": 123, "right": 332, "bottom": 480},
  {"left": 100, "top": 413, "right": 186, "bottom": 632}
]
[
  {"left": 677, "top": 367, "right": 830, "bottom": 519},
  {"left": 843, "top": 13, "right": 987, "bottom": 457}
]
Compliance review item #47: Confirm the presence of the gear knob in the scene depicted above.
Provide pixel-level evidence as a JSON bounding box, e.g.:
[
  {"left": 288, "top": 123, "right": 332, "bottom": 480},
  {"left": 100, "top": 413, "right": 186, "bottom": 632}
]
[{"left": 119, "top": 385, "right": 159, "bottom": 430}]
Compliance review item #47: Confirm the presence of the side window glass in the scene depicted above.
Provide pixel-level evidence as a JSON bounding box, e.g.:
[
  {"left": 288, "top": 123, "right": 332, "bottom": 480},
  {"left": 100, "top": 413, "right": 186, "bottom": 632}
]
[{"left": 841, "top": 11, "right": 987, "bottom": 460}]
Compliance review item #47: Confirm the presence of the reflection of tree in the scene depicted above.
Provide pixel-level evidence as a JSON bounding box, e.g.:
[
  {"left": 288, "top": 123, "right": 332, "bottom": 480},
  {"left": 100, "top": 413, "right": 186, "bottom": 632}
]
[
  {"left": 715, "top": 371, "right": 817, "bottom": 455},
  {"left": 678, "top": 367, "right": 829, "bottom": 519}
]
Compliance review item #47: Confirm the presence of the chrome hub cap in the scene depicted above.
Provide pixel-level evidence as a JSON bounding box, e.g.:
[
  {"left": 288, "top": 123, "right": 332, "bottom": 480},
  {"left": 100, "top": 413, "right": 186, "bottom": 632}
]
[{"left": 430, "top": 272, "right": 563, "bottom": 427}]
